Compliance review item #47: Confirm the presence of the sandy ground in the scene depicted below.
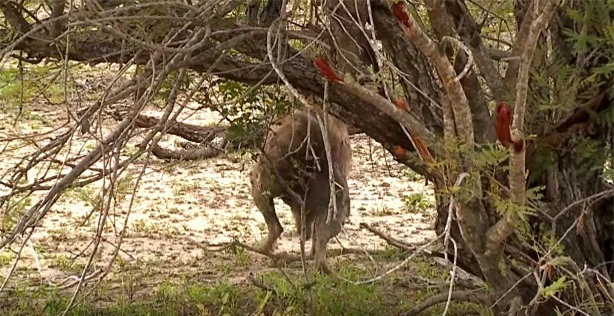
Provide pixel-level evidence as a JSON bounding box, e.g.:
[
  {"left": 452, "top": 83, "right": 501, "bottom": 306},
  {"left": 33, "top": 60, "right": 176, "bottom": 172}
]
[{"left": 0, "top": 67, "right": 437, "bottom": 291}]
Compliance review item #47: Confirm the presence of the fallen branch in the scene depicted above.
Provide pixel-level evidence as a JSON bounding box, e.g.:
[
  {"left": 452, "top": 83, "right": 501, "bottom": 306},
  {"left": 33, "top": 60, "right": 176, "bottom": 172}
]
[
  {"left": 359, "top": 222, "right": 416, "bottom": 252},
  {"left": 131, "top": 113, "right": 227, "bottom": 143},
  {"left": 150, "top": 144, "right": 223, "bottom": 161},
  {"left": 403, "top": 290, "right": 492, "bottom": 316}
]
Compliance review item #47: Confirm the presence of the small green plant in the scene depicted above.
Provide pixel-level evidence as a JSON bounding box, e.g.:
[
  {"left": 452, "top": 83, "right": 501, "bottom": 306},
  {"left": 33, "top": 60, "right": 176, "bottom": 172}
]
[
  {"left": 49, "top": 255, "right": 76, "bottom": 271},
  {"left": 173, "top": 181, "right": 201, "bottom": 195},
  {"left": 1, "top": 194, "right": 31, "bottom": 233},
  {"left": 0, "top": 251, "right": 15, "bottom": 265},
  {"left": 372, "top": 205, "right": 395, "bottom": 216},
  {"left": 402, "top": 192, "right": 434, "bottom": 213},
  {"left": 226, "top": 244, "right": 251, "bottom": 267},
  {"left": 131, "top": 218, "right": 148, "bottom": 234},
  {"left": 403, "top": 168, "right": 425, "bottom": 182},
  {"left": 47, "top": 227, "right": 70, "bottom": 242}
]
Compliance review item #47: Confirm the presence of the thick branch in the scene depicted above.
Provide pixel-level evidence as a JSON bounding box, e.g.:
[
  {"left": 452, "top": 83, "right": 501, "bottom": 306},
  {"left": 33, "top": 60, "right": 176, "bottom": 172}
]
[
  {"left": 512, "top": 0, "right": 559, "bottom": 140},
  {"left": 151, "top": 145, "right": 222, "bottom": 161},
  {"left": 486, "top": 0, "right": 560, "bottom": 256},
  {"left": 4, "top": 11, "right": 439, "bottom": 180},
  {"left": 444, "top": 0, "right": 504, "bottom": 97},
  {"left": 503, "top": 1, "right": 543, "bottom": 95},
  {"left": 425, "top": 1, "right": 494, "bottom": 143},
  {"left": 371, "top": 7, "right": 444, "bottom": 135},
  {"left": 395, "top": 2, "right": 474, "bottom": 150},
  {"left": 127, "top": 113, "right": 226, "bottom": 144}
]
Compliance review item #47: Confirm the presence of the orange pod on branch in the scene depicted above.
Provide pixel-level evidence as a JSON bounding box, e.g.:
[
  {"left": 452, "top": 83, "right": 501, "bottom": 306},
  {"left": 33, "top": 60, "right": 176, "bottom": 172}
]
[
  {"left": 392, "top": 2, "right": 411, "bottom": 27},
  {"left": 496, "top": 101, "right": 524, "bottom": 152},
  {"left": 394, "top": 98, "right": 408, "bottom": 111},
  {"left": 314, "top": 56, "right": 343, "bottom": 83}
]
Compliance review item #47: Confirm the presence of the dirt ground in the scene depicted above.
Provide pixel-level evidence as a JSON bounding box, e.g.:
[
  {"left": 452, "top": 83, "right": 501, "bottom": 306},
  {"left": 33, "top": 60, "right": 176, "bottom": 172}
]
[{"left": 0, "top": 65, "right": 437, "bottom": 294}]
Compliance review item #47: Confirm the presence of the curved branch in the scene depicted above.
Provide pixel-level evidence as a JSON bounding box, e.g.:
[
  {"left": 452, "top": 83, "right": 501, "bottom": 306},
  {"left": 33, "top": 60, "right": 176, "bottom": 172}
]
[
  {"left": 371, "top": 6, "right": 444, "bottom": 136},
  {"left": 424, "top": 0, "right": 495, "bottom": 144},
  {"left": 117, "top": 113, "right": 227, "bottom": 144},
  {"left": 487, "top": 0, "right": 560, "bottom": 257},
  {"left": 403, "top": 290, "right": 492, "bottom": 316},
  {"left": 441, "top": 36, "right": 474, "bottom": 82},
  {"left": 444, "top": 0, "right": 504, "bottom": 97},
  {"left": 393, "top": 2, "right": 474, "bottom": 150}
]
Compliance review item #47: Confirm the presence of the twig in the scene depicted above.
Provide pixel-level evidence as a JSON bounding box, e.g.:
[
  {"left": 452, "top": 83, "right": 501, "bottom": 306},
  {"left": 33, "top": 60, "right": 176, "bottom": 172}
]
[
  {"left": 395, "top": 1, "right": 475, "bottom": 147},
  {"left": 442, "top": 238, "right": 459, "bottom": 316},
  {"left": 28, "top": 238, "right": 50, "bottom": 285},
  {"left": 248, "top": 273, "right": 278, "bottom": 295},
  {"left": 318, "top": 82, "right": 340, "bottom": 224},
  {"left": 440, "top": 36, "right": 474, "bottom": 83},
  {"left": 101, "top": 237, "right": 135, "bottom": 261},
  {"left": 443, "top": 173, "right": 470, "bottom": 262},
  {"left": 265, "top": 14, "right": 316, "bottom": 315},
  {"left": 57, "top": 268, "right": 103, "bottom": 290},
  {"left": 339, "top": 232, "right": 445, "bottom": 285},
  {"left": 550, "top": 295, "right": 591, "bottom": 316},
  {"left": 0, "top": 228, "right": 34, "bottom": 293}
]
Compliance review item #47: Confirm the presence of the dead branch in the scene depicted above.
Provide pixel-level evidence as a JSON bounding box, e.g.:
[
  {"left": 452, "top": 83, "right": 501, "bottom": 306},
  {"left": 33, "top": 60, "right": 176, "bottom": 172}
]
[
  {"left": 402, "top": 290, "right": 492, "bottom": 316},
  {"left": 396, "top": 0, "right": 475, "bottom": 148},
  {"left": 359, "top": 222, "right": 415, "bottom": 252},
  {"left": 109, "top": 112, "right": 227, "bottom": 144},
  {"left": 150, "top": 144, "right": 223, "bottom": 161}
]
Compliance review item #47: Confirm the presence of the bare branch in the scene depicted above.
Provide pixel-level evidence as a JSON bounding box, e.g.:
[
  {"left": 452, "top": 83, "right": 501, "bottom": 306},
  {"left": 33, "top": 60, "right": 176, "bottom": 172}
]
[
  {"left": 150, "top": 144, "right": 223, "bottom": 160},
  {"left": 359, "top": 222, "right": 415, "bottom": 252},
  {"left": 402, "top": 289, "right": 492, "bottom": 316},
  {"left": 440, "top": 36, "right": 474, "bottom": 82},
  {"left": 443, "top": 0, "right": 504, "bottom": 96},
  {"left": 394, "top": 1, "right": 474, "bottom": 150},
  {"left": 486, "top": 0, "right": 560, "bottom": 256}
]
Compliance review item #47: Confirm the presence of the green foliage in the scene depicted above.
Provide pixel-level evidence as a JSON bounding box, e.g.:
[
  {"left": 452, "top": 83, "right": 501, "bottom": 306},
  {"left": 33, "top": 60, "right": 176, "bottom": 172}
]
[
  {"left": 402, "top": 168, "right": 424, "bottom": 182},
  {"left": 65, "top": 186, "right": 101, "bottom": 210},
  {"left": 0, "top": 63, "right": 69, "bottom": 122},
  {"left": 489, "top": 186, "right": 541, "bottom": 227},
  {"left": 473, "top": 144, "right": 509, "bottom": 170},
  {"left": 0, "top": 258, "right": 489, "bottom": 316},
  {"left": 570, "top": 137, "right": 609, "bottom": 177},
  {"left": 526, "top": 1, "right": 614, "bottom": 173},
  {"left": 565, "top": 2, "right": 614, "bottom": 57},
  {"left": 157, "top": 70, "right": 190, "bottom": 106},
  {"left": 1, "top": 193, "right": 31, "bottom": 234},
  {"left": 214, "top": 79, "right": 294, "bottom": 148},
  {"left": 527, "top": 147, "right": 558, "bottom": 185},
  {"left": 402, "top": 192, "right": 434, "bottom": 213},
  {"left": 0, "top": 250, "right": 15, "bottom": 266},
  {"left": 541, "top": 276, "right": 570, "bottom": 298}
]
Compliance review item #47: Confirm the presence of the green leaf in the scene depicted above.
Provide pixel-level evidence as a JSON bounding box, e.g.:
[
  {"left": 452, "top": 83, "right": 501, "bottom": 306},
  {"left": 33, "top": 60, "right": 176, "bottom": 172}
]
[{"left": 541, "top": 276, "right": 569, "bottom": 298}]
